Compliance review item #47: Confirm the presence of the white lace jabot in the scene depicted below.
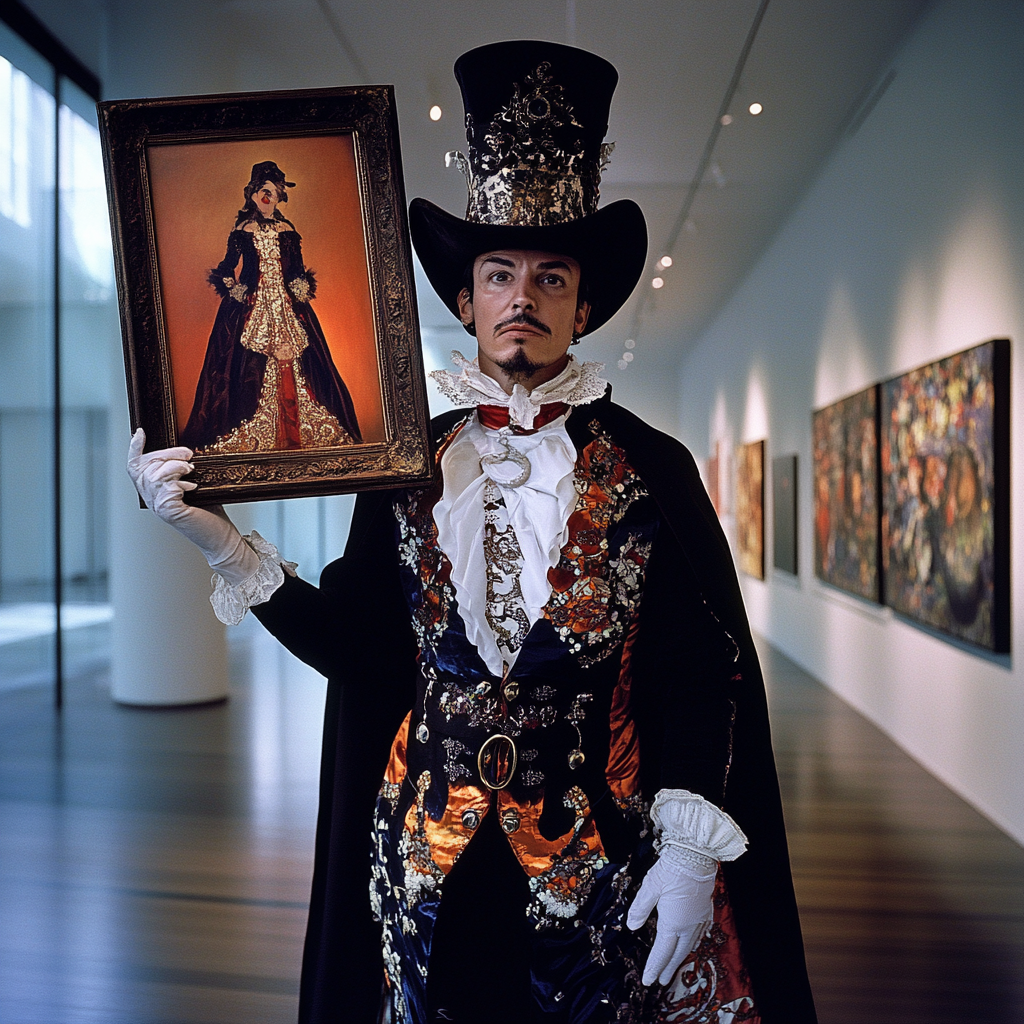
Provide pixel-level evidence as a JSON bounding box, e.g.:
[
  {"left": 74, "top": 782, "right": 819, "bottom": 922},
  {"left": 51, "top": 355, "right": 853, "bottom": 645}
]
[
  {"left": 430, "top": 352, "right": 609, "bottom": 429},
  {"left": 431, "top": 353, "right": 610, "bottom": 676}
]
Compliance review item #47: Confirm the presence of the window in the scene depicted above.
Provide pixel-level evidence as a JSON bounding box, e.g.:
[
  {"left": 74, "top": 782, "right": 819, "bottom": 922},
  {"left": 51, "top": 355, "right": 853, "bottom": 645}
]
[{"left": 0, "top": 10, "right": 113, "bottom": 706}]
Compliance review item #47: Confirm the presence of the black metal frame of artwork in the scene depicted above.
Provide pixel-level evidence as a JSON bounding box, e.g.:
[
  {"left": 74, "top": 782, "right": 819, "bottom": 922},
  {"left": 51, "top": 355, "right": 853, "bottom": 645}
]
[{"left": 772, "top": 453, "right": 798, "bottom": 576}]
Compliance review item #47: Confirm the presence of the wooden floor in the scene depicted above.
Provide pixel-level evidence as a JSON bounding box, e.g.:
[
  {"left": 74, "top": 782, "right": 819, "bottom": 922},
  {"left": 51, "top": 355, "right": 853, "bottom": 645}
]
[
  {"left": 761, "top": 639, "right": 1024, "bottom": 1024},
  {"left": 0, "top": 624, "right": 1021, "bottom": 1023}
]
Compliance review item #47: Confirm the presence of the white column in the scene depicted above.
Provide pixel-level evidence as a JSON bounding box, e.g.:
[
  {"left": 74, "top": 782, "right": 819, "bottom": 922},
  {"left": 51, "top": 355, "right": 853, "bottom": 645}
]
[{"left": 108, "top": 367, "right": 228, "bottom": 706}]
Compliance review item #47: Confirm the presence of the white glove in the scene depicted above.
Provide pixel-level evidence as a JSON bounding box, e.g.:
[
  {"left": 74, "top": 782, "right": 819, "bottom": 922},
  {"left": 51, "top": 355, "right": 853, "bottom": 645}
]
[
  {"left": 626, "top": 847, "right": 716, "bottom": 985},
  {"left": 627, "top": 789, "right": 749, "bottom": 987},
  {"left": 126, "top": 428, "right": 259, "bottom": 585}
]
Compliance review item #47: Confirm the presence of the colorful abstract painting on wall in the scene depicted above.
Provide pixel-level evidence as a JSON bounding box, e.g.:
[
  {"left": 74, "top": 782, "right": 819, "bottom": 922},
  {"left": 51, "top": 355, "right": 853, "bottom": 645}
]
[
  {"left": 813, "top": 386, "right": 879, "bottom": 601},
  {"left": 881, "top": 339, "right": 1010, "bottom": 652},
  {"left": 736, "top": 439, "right": 765, "bottom": 579}
]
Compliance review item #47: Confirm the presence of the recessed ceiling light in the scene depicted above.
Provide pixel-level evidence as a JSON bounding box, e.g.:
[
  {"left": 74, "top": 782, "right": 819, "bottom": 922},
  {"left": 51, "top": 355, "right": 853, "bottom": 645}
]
[
  {"left": 748, "top": 102, "right": 763, "bottom": 116},
  {"left": 624, "top": 338, "right": 635, "bottom": 350},
  {"left": 659, "top": 255, "right": 673, "bottom": 269},
  {"left": 652, "top": 277, "right": 664, "bottom": 289},
  {"left": 429, "top": 105, "right": 443, "bottom": 121},
  {"left": 720, "top": 114, "right": 733, "bottom": 126},
  {"left": 617, "top": 358, "right": 628, "bottom": 370},
  {"left": 623, "top": 351, "right": 634, "bottom": 362}
]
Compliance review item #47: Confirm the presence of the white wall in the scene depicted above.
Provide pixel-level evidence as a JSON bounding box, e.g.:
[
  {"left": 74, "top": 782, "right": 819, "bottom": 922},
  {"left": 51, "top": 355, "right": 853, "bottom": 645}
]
[{"left": 677, "top": 0, "right": 1024, "bottom": 844}]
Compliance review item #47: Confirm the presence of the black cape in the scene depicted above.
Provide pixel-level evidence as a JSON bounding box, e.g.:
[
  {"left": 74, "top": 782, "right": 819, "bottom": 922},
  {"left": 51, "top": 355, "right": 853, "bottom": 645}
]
[{"left": 252, "top": 392, "right": 817, "bottom": 1024}]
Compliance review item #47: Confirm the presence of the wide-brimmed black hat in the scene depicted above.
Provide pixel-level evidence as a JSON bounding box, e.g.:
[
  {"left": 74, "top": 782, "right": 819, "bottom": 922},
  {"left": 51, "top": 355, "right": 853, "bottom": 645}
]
[
  {"left": 244, "top": 161, "right": 295, "bottom": 203},
  {"left": 410, "top": 40, "right": 648, "bottom": 336}
]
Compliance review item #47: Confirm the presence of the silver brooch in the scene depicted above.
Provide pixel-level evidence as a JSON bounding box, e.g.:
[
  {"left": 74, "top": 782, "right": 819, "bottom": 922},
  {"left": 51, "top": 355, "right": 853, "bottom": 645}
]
[{"left": 480, "top": 434, "right": 531, "bottom": 488}]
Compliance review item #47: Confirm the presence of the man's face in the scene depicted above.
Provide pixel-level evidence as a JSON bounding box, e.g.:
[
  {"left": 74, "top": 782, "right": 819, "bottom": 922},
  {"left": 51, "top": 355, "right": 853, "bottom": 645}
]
[{"left": 457, "top": 250, "right": 590, "bottom": 389}]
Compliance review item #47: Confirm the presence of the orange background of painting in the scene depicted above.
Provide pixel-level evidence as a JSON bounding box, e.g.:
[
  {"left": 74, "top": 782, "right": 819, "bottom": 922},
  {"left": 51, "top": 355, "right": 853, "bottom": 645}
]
[{"left": 147, "top": 134, "right": 385, "bottom": 444}]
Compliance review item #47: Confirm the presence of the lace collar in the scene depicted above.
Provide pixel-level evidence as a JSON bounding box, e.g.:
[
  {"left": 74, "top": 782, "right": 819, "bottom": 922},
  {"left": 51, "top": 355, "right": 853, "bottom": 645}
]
[{"left": 430, "top": 351, "right": 609, "bottom": 429}]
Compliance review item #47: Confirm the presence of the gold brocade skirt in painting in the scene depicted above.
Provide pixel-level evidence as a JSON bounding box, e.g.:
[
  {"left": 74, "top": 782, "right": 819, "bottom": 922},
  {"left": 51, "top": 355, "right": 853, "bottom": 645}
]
[{"left": 199, "top": 355, "right": 355, "bottom": 454}]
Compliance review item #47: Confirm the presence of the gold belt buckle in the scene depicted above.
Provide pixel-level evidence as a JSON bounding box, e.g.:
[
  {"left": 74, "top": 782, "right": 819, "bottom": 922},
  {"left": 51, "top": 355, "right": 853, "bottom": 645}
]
[{"left": 477, "top": 733, "right": 517, "bottom": 790}]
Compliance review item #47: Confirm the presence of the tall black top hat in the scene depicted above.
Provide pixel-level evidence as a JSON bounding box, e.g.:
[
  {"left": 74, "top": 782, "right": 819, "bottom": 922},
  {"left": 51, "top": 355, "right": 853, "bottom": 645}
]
[{"left": 410, "top": 40, "right": 648, "bottom": 336}]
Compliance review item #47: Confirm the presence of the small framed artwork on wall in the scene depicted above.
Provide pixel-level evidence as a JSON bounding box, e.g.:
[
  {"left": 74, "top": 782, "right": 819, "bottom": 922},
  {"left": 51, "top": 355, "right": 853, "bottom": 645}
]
[
  {"left": 736, "top": 439, "right": 765, "bottom": 579},
  {"left": 812, "top": 385, "right": 881, "bottom": 602},
  {"left": 772, "top": 454, "right": 798, "bottom": 576}
]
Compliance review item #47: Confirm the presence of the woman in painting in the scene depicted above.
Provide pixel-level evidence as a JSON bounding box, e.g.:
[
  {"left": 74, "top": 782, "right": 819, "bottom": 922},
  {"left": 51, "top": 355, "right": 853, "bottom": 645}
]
[{"left": 180, "top": 161, "right": 362, "bottom": 453}]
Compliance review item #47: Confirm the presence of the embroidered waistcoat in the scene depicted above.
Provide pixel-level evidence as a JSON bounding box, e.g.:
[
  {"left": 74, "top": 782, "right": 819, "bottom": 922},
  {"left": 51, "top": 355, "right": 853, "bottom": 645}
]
[{"left": 369, "top": 416, "right": 760, "bottom": 1024}]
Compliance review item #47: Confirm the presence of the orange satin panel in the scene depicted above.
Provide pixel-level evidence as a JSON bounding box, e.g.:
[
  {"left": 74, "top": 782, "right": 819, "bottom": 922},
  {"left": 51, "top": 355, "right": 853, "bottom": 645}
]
[
  {"left": 606, "top": 616, "right": 642, "bottom": 807},
  {"left": 498, "top": 787, "right": 606, "bottom": 878},
  {"left": 385, "top": 713, "right": 411, "bottom": 789},
  {"left": 403, "top": 778, "right": 490, "bottom": 877}
]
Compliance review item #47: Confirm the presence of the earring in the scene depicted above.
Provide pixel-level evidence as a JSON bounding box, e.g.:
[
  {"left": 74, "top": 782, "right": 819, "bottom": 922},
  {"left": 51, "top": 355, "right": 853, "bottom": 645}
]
[{"left": 570, "top": 331, "right": 582, "bottom": 346}]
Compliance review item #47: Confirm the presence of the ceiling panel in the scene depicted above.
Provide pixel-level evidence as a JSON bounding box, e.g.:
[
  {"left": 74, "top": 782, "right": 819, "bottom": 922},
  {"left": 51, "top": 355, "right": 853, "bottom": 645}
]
[{"left": 93, "top": 0, "right": 932, "bottom": 425}]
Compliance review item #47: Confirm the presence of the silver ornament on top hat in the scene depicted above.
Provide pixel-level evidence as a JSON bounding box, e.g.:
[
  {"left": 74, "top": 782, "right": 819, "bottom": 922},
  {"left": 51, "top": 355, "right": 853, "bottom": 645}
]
[{"left": 446, "top": 60, "right": 615, "bottom": 229}]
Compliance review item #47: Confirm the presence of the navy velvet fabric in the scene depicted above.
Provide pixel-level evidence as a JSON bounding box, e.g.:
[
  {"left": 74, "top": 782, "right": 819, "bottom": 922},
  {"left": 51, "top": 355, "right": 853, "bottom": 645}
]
[{"left": 179, "top": 228, "right": 361, "bottom": 450}]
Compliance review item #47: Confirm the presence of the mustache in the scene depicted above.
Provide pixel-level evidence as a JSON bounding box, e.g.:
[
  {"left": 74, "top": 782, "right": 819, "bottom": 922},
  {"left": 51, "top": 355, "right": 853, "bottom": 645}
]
[{"left": 493, "top": 312, "right": 551, "bottom": 336}]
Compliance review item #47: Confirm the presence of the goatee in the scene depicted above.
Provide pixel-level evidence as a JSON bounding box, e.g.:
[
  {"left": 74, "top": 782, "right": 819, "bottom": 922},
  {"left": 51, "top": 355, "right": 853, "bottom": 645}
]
[{"left": 494, "top": 348, "right": 544, "bottom": 384}]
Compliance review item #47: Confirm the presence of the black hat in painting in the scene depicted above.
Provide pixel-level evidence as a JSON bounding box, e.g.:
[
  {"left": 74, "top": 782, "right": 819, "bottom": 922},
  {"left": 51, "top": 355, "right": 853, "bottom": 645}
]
[
  {"left": 409, "top": 40, "right": 648, "bottom": 336},
  {"left": 244, "top": 161, "right": 295, "bottom": 203}
]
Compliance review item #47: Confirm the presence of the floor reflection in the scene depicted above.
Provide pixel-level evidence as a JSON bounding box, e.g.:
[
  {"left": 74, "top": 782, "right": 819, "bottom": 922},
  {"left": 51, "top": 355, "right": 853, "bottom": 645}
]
[{"left": 0, "top": 624, "right": 1020, "bottom": 1022}]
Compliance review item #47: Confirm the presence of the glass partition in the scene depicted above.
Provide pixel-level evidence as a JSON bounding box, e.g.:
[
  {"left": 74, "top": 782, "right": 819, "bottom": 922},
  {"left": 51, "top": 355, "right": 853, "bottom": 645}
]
[
  {"left": 59, "top": 78, "right": 115, "bottom": 684},
  {"left": 0, "top": 17, "right": 111, "bottom": 702},
  {"left": 0, "top": 24, "right": 57, "bottom": 694}
]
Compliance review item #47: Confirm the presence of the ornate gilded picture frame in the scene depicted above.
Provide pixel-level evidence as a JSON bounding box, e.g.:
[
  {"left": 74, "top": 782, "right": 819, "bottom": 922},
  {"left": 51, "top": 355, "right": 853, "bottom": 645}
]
[{"left": 99, "top": 86, "right": 432, "bottom": 505}]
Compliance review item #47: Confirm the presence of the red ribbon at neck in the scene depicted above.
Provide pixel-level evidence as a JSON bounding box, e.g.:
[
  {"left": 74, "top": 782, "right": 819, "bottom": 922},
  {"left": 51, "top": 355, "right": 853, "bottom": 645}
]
[{"left": 476, "top": 401, "right": 569, "bottom": 434}]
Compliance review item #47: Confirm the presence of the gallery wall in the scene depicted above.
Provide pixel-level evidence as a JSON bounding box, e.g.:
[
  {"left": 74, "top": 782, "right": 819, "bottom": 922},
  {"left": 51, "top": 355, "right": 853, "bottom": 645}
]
[{"left": 676, "top": 0, "right": 1024, "bottom": 844}]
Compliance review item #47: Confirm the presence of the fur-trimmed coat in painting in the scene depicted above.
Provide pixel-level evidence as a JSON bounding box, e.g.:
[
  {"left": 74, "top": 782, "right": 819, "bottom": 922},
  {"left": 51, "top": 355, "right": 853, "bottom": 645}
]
[{"left": 179, "top": 226, "right": 361, "bottom": 450}]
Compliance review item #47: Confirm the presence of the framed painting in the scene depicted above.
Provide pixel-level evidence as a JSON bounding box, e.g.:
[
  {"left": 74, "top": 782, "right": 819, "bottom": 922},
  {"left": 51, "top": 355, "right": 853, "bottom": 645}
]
[
  {"left": 705, "top": 444, "right": 720, "bottom": 516},
  {"left": 812, "top": 386, "right": 880, "bottom": 601},
  {"left": 99, "top": 86, "right": 433, "bottom": 505},
  {"left": 772, "top": 454, "right": 798, "bottom": 576},
  {"left": 705, "top": 438, "right": 730, "bottom": 517},
  {"left": 881, "top": 339, "right": 1010, "bottom": 652},
  {"left": 736, "top": 439, "right": 765, "bottom": 579}
]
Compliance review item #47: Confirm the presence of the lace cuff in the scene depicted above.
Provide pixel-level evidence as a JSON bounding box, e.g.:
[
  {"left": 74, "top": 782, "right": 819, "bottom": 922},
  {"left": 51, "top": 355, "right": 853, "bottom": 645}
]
[
  {"left": 209, "top": 530, "right": 297, "bottom": 625},
  {"left": 651, "top": 788, "right": 748, "bottom": 870},
  {"left": 288, "top": 276, "right": 311, "bottom": 303}
]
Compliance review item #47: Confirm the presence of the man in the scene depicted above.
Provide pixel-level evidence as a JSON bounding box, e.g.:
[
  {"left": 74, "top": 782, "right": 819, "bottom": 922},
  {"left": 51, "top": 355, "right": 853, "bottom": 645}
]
[{"left": 129, "top": 41, "right": 817, "bottom": 1024}]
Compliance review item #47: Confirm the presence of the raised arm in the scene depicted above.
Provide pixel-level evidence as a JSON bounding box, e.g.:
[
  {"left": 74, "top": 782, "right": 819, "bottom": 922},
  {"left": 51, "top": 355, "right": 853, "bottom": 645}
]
[{"left": 126, "top": 429, "right": 415, "bottom": 682}]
